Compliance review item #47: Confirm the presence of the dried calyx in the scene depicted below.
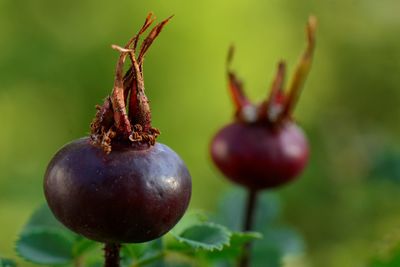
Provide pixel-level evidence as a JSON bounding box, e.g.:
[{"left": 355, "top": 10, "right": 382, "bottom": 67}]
[
  {"left": 91, "top": 13, "right": 172, "bottom": 153},
  {"left": 227, "top": 16, "right": 317, "bottom": 126}
]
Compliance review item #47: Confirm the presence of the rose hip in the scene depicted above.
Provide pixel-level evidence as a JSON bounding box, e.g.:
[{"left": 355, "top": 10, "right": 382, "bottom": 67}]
[
  {"left": 211, "top": 17, "right": 317, "bottom": 191},
  {"left": 211, "top": 17, "right": 317, "bottom": 267},
  {"left": 43, "top": 13, "right": 192, "bottom": 266}
]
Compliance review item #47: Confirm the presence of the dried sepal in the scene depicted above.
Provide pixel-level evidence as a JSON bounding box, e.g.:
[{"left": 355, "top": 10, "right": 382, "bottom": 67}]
[
  {"left": 127, "top": 15, "right": 172, "bottom": 139},
  {"left": 280, "top": 16, "right": 317, "bottom": 120},
  {"left": 90, "top": 97, "right": 116, "bottom": 153},
  {"left": 226, "top": 46, "right": 253, "bottom": 121},
  {"left": 138, "top": 15, "right": 173, "bottom": 66},
  {"left": 129, "top": 124, "right": 160, "bottom": 146},
  {"left": 226, "top": 16, "right": 317, "bottom": 126},
  {"left": 110, "top": 46, "right": 133, "bottom": 136},
  {"left": 90, "top": 13, "right": 170, "bottom": 153},
  {"left": 133, "top": 12, "right": 157, "bottom": 53},
  {"left": 258, "top": 61, "right": 286, "bottom": 122},
  {"left": 123, "top": 12, "right": 157, "bottom": 98}
]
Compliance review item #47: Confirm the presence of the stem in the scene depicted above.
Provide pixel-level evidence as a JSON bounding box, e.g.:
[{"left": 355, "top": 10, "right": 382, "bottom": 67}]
[
  {"left": 239, "top": 189, "right": 258, "bottom": 267},
  {"left": 104, "top": 243, "right": 121, "bottom": 267}
]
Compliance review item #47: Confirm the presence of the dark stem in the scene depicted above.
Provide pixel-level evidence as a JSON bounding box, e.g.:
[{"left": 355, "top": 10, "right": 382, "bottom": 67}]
[
  {"left": 239, "top": 189, "right": 258, "bottom": 267},
  {"left": 104, "top": 243, "right": 121, "bottom": 267}
]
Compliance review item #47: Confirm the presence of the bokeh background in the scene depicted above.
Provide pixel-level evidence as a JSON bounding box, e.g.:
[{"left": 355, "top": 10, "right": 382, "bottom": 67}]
[{"left": 1, "top": 0, "right": 400, "bottom": 266}]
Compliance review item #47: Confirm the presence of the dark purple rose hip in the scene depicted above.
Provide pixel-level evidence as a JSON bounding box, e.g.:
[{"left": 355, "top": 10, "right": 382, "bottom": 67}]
[
  {"left": 45, "top": 138, "right": 191, "bottom": 243},
  {"left": 44, "top": 14, "right": 191, "bottom": 252}
]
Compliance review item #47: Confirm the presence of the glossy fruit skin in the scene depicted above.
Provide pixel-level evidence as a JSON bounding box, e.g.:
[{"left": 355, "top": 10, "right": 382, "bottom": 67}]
[
  {"left": 44, "top": 137, "right": 191, "bottom": 243},
  {"left": 210, "top": 121, "right": 308, "bottom": 190}
]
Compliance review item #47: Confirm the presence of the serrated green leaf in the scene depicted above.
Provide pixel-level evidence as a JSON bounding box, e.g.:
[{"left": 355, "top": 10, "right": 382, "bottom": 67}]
[
  {"left": 20, "top": 203, "right": 78, "bottom": 247},
  {"left": 206, "top": 231, "right": 262, "bottom": 261},
  {"left": 171, "top": 210, "right": 208, "bottom": 235},
  {"left": 16, "top": 228, "right": 75, "bottom": 265},
  {"left": 0, "top": 258, "right": 16, "bottom": 267},
  {"left": 23, "top": 204, "right": 68, "bottom": 233},
  {"left": 172, "top": 223, "right": 231, "bottom": 251}
]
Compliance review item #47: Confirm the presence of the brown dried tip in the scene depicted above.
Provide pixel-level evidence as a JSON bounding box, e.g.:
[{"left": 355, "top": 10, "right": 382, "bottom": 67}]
[{"left": 90, "top": 13, "right": 171, "bottom": 153}]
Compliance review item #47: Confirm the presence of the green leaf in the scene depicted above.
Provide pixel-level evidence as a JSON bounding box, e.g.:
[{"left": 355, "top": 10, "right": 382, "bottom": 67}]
[
  {"left": 171, "top": 223, "right": 231, "bottom": 251},
  {"left": 0, "top": 258, "right": 16, "bottom": 267},
  {"left": 207, "top": 231, "right": 263, "bottom": 260},
  {"left": 16, "top": 228, "right": 75, "bottom": 265},
  {"left": 22, "top": 204, "right": 69, "bottom": 233},
  {"left": 16, "top": 204, "right": 101, "bottom": 266},
  {"left": 171, "top": 210, "right": 208, "bottom": 235}
]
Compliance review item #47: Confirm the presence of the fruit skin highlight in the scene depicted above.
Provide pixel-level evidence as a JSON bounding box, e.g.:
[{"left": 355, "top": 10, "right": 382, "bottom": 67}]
[
  {"left": 44, "top": 13, "right": 192, "bottom": 247},
  {"left": 210, "top": 17, "right": 317, "bottom": 191}
]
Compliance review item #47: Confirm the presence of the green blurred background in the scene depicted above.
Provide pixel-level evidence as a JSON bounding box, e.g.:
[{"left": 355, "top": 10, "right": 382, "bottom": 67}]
[{"left": 1, "top": 0, "right": 400, "bottom": 266}]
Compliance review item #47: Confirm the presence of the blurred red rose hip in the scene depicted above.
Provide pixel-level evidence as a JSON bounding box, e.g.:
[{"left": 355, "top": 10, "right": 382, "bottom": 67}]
[{"left": 211, "top": 17, "right": 317, "bottom": 191}]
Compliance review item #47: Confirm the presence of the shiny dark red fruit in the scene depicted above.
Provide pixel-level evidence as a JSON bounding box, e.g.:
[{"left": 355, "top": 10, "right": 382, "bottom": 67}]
[
  {"left": 210, "top": 121, "right": 308, "bottom": 190},
  {"left": 44, "top": 138, "right": 191, "bottom": 243}
]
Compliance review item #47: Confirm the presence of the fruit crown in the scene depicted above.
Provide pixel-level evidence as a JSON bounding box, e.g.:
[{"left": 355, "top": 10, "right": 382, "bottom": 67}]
[
  {"left": 227, "top": 16, "right": 317, "bottom": 126},
  {"left": 90, "top": 13, "right": 172, "bottom": 153}
]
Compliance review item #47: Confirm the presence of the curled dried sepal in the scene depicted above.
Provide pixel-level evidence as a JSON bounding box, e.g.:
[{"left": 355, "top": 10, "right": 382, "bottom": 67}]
[
  {"left": 90, "top": 97, "right": 115, "bottom": 151},
  {"left": 90, "top": 13, "right": 171, "bottom": 153},
  {"left": 129, "top": 124, "right": 160, "bottom": 146}
]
